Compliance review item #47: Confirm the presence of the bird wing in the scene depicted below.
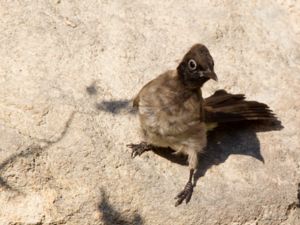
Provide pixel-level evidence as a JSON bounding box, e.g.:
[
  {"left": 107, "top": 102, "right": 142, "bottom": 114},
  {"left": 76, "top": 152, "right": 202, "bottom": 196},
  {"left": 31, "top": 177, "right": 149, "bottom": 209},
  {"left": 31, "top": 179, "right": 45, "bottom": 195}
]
[{"left": 203, "top": 89, "right": 277, "bottom": 123}]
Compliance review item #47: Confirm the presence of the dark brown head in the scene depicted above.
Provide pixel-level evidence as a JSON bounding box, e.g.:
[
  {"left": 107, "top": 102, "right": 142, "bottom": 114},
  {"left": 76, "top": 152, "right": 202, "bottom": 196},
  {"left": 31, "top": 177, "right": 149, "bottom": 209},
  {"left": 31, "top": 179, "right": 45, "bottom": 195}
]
[{"left": 177, "top": 44, "right": 217, "bottom": 89}]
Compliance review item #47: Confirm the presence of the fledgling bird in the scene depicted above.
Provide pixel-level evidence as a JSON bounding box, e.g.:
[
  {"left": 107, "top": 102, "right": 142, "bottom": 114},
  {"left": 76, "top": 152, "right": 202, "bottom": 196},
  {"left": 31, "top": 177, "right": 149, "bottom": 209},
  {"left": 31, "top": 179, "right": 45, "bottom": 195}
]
[{"left": 127, "top": 44, "right": 277, "bottom": 206}]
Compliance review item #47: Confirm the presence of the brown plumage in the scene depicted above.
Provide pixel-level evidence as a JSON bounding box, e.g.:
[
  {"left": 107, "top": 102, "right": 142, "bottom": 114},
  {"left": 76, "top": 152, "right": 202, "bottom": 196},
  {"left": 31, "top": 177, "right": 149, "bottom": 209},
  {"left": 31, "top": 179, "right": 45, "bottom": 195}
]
[
  {"left": 204, "top": 89, "right": 276, "bottom": 123},
  {"left": 127, "top": 44, "right": 277, "bottom": 206}
]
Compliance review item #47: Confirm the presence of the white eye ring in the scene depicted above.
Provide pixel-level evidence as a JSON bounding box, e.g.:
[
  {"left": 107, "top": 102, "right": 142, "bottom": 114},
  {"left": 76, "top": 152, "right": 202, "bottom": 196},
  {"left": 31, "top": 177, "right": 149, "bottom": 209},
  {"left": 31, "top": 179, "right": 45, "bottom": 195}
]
[{"left": 188, "top": 59, "right": 197, "bottom": 70}]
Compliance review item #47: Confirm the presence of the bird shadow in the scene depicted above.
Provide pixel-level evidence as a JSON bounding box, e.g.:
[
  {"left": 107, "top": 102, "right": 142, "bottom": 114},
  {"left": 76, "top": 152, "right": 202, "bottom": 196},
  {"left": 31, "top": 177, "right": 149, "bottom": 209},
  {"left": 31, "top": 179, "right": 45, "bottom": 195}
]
[
  {"left": 150, "top": 121, "right": 283, "bottom": 187},
  {"left": 95, "top": 100, "right": 137, "bottom": 114},
  {"left": 85, "top": 83, "right": 137, "bottom": 114},
  {"left": 98, "top": 189, "right": 144, "bottom": 225}
]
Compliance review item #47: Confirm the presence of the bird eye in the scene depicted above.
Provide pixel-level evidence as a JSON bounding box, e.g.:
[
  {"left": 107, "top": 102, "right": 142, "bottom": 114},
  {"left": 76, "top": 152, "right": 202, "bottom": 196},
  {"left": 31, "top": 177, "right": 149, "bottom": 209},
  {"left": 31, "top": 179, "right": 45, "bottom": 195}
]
[{"left": 188, "top": 59, "right": 197, "bottom": 70}]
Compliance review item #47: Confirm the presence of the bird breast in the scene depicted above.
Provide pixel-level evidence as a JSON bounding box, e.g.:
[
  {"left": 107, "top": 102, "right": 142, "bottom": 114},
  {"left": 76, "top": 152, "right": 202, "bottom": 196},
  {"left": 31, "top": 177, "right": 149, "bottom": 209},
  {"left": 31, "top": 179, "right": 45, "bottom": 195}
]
[{"left": 138, "top": 79, "right": 202, "bottom": 147}]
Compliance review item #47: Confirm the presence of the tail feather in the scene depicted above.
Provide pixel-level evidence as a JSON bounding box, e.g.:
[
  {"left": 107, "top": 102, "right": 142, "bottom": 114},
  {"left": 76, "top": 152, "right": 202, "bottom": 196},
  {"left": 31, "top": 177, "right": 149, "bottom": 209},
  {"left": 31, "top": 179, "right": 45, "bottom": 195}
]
[{"left": 204, "top": 90, "right": 277, "bottom": 123}]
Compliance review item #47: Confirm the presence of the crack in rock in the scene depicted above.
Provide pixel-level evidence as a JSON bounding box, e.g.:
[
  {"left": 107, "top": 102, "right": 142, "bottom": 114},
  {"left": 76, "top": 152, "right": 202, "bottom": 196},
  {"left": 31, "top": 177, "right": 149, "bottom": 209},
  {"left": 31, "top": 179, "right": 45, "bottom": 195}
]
[{"left": 0, "top": 111, "right": 76, "bottom": 192}]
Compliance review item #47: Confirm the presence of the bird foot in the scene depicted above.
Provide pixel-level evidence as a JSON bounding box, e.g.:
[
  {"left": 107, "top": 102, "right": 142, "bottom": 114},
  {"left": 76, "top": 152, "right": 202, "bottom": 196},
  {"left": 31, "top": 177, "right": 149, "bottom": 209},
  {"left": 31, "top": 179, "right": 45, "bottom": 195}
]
[
  {"left": 127, "top": 142, "right": 153, "bottom": 158},
  {"left": 174, "top": 181, "right": 193, "bottom": 207}
]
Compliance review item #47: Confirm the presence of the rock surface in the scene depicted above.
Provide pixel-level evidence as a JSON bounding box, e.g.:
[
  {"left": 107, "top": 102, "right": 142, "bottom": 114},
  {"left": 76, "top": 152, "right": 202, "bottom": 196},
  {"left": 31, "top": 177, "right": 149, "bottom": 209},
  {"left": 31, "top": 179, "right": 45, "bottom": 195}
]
[{"left": 0, "top": 0, "right": 300, "bottom": 224}]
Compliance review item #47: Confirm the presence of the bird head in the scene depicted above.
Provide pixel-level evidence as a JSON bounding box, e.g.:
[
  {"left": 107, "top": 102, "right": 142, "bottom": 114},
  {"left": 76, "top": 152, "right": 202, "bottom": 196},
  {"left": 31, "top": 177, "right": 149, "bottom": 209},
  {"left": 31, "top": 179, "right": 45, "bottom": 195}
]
[{"left": 177, "top": 44, "right": 217, "bottom": 89}]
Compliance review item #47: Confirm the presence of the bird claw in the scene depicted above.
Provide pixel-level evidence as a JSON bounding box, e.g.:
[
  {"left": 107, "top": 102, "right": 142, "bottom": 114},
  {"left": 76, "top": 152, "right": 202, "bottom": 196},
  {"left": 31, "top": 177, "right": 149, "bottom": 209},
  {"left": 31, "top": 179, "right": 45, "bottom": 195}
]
[
  {"left": 174, "top": 181, "right": 193, "bottom": 207},
  {"left": 127, "top": 142, "right": 152, "bottom": 158}
]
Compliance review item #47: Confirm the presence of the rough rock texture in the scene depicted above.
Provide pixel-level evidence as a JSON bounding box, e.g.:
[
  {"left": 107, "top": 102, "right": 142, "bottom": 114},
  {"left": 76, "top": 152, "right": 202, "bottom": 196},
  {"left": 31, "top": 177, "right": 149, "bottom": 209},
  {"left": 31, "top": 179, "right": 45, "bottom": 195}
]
[{"left": 0, "top": 0, "right": 300, "bottom": 224}]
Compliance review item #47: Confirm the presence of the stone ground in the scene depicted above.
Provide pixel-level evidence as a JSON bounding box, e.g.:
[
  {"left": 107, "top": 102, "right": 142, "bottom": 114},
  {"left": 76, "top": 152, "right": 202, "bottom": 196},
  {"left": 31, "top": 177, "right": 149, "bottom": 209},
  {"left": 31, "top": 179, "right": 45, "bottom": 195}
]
[{"left": 0, "top": 0, "right": 300, "bottom": 224}]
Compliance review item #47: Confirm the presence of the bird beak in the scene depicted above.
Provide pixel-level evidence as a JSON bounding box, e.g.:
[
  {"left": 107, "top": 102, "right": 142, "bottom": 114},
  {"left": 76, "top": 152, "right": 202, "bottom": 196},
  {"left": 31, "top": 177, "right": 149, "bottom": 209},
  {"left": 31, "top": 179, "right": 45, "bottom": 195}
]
[
  {"left": 208, "top": 71, "right": 218, "bottom": 81},
  {"left": 200, "top": 69, "right": 218, "bottom": 81}
]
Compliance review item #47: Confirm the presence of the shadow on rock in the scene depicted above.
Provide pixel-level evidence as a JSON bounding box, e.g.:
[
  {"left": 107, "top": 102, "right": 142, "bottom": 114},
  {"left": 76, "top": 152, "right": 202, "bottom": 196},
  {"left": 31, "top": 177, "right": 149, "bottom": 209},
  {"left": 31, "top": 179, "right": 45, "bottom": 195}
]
[
  {"left": 194, "top": 123, "right": 266, "bottom": 184},
  {"left": 98, "top": 190, "right": 144, "bottom": 225},
  {"left": 95, "top": 100, "right": 137, "bottom": 114},
  {"left": 150, "top": 121, "right": 282, "bottom": 187},
  {"left": 86, "top": 83, "right": 98, "bottom": 95}
]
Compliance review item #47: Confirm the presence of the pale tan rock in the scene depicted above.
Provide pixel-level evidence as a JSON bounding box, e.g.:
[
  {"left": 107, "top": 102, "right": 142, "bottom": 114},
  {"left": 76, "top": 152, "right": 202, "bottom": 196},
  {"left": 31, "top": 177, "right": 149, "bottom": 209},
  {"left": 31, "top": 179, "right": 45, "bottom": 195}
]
[{"left": 0, "top": 1, "right": 299, "bottom": 224}]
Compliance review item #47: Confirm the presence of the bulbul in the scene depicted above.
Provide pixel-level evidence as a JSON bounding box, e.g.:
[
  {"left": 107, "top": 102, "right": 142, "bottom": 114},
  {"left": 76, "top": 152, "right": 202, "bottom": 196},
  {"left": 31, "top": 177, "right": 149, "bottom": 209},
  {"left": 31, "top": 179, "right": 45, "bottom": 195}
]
[{"left": 127, "top": 44, "right": 276, "bottom": 206}]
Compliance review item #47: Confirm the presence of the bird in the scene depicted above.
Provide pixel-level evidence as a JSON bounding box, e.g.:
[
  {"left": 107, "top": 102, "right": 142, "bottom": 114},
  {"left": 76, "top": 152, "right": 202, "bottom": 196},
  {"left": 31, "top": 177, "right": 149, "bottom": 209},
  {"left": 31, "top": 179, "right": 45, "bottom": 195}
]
[{"left": 127, "top": 43, "right": 277, "bottom": 206}]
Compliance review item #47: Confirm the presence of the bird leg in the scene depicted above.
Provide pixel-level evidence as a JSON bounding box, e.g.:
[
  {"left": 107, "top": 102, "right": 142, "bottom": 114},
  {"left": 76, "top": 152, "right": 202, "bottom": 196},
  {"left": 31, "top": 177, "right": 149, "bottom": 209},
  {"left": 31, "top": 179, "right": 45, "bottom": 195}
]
[
  {"left": 127, "top": 142, "right": 155, "bottom": 158},
  {"left": 175, "top": 169, "right": 194, "bottom": 207}
]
